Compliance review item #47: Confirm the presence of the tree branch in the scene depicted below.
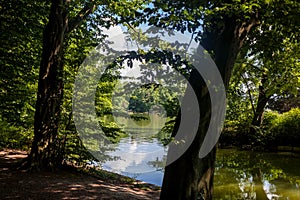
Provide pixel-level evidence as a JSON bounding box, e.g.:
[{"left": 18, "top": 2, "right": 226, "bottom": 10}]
[{"left": 67, "top": 1, "right": 97, "bottom": 33}]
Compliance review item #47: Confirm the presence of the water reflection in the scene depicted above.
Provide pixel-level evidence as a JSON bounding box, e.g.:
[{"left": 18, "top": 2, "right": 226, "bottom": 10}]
[
  {"left": 101, "top": 134, "right": 167, "bottom": 186},
  {"left": 99, "top": 114, "right": 300, "bottom": 199},
  {"left": 214, "top": 149, "right": 300, "bottom": 200}
]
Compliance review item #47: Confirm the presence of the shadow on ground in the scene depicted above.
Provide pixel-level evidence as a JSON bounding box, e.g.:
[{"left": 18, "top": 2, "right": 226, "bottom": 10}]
[{"left": 0, "top": 149, "right": 160, "bottom": 200}]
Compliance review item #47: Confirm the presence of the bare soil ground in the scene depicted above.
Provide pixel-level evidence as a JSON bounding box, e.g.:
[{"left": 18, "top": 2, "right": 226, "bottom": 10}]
[{"left": 0, "top": 149, "right": 160, "bottom": 200}]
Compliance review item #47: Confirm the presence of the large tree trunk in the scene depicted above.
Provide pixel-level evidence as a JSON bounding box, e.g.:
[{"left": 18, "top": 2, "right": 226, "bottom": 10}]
[
  {"left": 160, "top": 16, "right": 258, "bottom": 199},
  {"left": 160, "top": 69, "right": 216, "bottom": 199},
  {"left": 26, "top": 0, "right": 68, "bottom": 170}
]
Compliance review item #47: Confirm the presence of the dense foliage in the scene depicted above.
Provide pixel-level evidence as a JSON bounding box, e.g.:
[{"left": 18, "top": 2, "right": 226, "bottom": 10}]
[
  {"left": 221, "top": 107, "right": 300, "bottom": 149},
  {"left": 0, "top": 0, "right": 49, "bottom": 149}
]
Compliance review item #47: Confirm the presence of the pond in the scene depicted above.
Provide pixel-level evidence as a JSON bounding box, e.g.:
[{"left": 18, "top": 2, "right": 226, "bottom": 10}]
[
  {"left": 214, "top": 149, "right": 300, "bottom": 199},
  {"left": 101, "top": 114, "right": 168, "bottom": 186},
  {"left": 100, "top": 131, "right": 300, "bottom": 199}
]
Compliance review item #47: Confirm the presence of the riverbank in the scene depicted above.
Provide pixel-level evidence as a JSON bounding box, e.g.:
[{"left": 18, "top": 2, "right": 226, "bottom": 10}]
[{"left": 0, "top": 149, "right": 160, "bottom": 200}]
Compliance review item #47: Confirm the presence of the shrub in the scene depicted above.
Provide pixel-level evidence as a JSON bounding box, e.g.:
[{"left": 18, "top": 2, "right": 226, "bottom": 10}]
[
  {"left": 270, "top": 108, "right": 300, "bottom": 147},
  {"left": 221, "top": 119, "right": 251, "bottom": 147},
  {"left": 0, "top": 120, "right": 33, "bottom": 150},
  {"left": 220, "top": 108, "right": 300, "bottom": 149}
]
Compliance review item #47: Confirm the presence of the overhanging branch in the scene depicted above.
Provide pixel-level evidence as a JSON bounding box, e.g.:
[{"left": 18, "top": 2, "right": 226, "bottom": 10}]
[{"left": 67, "top": 1, "right": 97, "bottom": 33}]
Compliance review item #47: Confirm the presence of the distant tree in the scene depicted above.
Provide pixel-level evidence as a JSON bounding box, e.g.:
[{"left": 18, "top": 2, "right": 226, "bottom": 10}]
[
  {"left": 246, "top": 29, "right": 300, "bottom": 133},
  {"left": 128, "top": 87, "right": 154, "bottom": 113},
  {"left": 230, "top": 28, "right": 300, "bottom": 136}
]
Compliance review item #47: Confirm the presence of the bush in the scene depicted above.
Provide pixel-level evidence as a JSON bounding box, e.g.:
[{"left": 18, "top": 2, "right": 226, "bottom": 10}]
[
  {"left": 259, "top": 110, "right": 280, "bottom": 148},
  {"left": 0, "top": 120, "right": 33, "bottom": 150},
  {"left": 270, "top": 108, "right": 300, "bottom": 147},
  {"left": 220, "top": 108, "right": 300, "bottom": 149},
  {"left": 220, "top": 119, "right": 251, "bottom": 147},
  {"left": 262, "top": 110, "right": 280, "bottom": 128}
]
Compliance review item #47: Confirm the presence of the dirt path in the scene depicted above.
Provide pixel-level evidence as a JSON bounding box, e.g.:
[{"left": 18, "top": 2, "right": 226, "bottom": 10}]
[{"left": 0, "top": 149, "right": 160, "bottom": 200}]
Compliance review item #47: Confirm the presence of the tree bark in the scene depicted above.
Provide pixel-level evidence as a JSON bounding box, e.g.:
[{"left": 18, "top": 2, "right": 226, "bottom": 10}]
[
  {"left": 25, "top": 0, "right": 68, "bottom": 170},
  {"left": 160, "top": 69, "right": 215, "bottom": 199},
  {"left": 250, "top": 74, "right": 269, "bottom": 134},
  {"left": 23, "top": 0, "right": 96, "bottom": 170},
  {"left": 160, "top": 16, "right": 258, "bottom": 200}
]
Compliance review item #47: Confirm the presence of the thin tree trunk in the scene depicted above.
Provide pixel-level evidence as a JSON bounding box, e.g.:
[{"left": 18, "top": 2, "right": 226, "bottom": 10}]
[
  {"left": 250, "top": 74, "right": 269, "bottom": 134},
  {"left": 25, "top": 0, "right": 68, "bottom": 170},
  {"left": 160, "top": 16, "right": 258, "bottom": 199},
  {"left": 242, "top": 74, "right": 256, "bottom": 115}
]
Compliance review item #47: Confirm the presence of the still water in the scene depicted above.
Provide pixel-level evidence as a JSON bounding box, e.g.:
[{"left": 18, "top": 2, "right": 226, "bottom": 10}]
[
  {"left": 101, "top": 132, "right": 300, "bottom": 199},
  {"left": 214, "top": 149, "right": 300, "bottom": 199}
]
